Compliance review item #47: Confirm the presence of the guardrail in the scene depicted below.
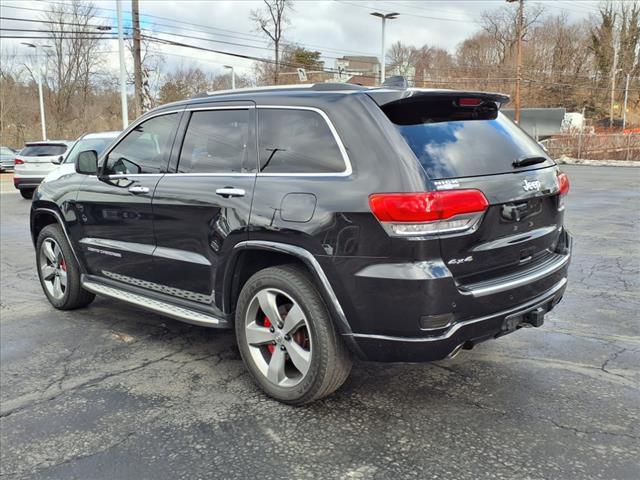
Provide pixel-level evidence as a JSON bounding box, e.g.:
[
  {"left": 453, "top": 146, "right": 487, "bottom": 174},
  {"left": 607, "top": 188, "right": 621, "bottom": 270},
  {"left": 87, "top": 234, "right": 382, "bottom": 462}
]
[{"left": 543, "top": 133, "right": 639, "bottom": 161}]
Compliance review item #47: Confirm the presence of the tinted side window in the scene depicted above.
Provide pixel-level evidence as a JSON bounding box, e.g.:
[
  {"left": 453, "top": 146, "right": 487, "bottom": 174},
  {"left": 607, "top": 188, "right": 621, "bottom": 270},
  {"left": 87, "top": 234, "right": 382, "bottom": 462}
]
[
  {"left": 258, "top": 109, "right": 345, "bottom": 173},
  {"left": 178, "top": 109, "right": 249, "bottom": 173},
  {"left": 105, "top": 113, "right": 178, "bottom": 175}
]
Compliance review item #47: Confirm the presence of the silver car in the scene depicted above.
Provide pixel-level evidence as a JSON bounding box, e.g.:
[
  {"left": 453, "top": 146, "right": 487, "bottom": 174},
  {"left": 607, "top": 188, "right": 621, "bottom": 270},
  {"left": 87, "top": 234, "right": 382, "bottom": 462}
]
[
  {"left": 13, "top": 141, "right": 73, "bottom": 199},
  {"left": 0, "top": 146, "right": 17, "bottom": 172},
  {"left": 41, "top": 131, "right": 120, "bottom": 184}
]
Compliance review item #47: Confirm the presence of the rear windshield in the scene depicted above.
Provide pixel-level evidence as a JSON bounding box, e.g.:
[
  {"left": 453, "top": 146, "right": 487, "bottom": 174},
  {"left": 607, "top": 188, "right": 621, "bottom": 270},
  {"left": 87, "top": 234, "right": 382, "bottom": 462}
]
[
  {"left": 385, "top": 101, "right": 554, "bottom": 179},
  {"left": 21, "top": 144, "right": 68, "bottom": 157}
]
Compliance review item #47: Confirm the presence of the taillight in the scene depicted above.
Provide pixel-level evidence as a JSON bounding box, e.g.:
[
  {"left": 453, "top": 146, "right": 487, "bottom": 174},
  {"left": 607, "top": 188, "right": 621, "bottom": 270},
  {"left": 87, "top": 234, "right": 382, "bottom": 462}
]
[
  {"left": 14, "top": 158, "right": 24, "bottom": 165},
  {"left": 557, "top": 172, "right": 569, "bottom": 196},
  {"left": 369, "top": 190, "right": 488, "bottom": 236}
]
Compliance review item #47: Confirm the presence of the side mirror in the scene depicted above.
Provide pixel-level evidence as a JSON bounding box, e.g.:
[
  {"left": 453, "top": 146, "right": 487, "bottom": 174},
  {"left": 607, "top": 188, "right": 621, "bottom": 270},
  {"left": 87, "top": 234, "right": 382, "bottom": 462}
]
[
  {"left": 76, "top": 150, "right": 98, "bottom": 175},
  {"left": 51, "top": 155, "right": 63, "bottom": 165}
]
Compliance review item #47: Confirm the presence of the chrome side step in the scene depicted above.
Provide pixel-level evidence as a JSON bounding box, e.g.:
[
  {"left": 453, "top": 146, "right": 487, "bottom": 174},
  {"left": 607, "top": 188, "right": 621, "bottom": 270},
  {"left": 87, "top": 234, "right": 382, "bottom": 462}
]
[{"left": 82, "top": 280, "right": 228, "bottom": 328}]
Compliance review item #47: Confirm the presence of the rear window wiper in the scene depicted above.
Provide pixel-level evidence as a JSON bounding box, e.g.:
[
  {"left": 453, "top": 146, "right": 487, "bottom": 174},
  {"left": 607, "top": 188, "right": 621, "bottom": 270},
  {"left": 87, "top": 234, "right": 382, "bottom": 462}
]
[{"left": 513, "top": 155, "right": 547, "bottom": 168}]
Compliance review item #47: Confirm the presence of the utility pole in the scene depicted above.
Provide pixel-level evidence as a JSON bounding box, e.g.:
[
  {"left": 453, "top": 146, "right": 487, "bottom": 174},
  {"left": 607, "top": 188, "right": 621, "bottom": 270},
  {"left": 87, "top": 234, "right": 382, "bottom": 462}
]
[
  {"left": 610, "top": 41, "right": 619, "bottom": 129},
  {"left": 22, "top": 42, "right": 50, "bottom": 140},
  {"left": 132, "top": 0, "right": 143, "bottom": 118},
  {"left": 507, "top": 0, "right": 523, "bottom": 124},
  {"left": 116, "top": 0, "right": 128, "bottom": 129},
  {"left": 370, "top": 12, "right": 399, "bottom": 85},
  {"left": 622, "top": 73, "right": 630, "bottom": 131},
  {"left": 224, "top": 65, "right": 236, "bottom": 89}
]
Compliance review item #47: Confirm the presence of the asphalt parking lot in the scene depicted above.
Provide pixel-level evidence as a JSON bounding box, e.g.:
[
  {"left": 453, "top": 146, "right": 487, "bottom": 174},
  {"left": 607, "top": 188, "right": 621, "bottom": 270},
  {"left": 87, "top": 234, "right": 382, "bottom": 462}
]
[{"left": 0, "top": 165, "right": 638, "bottom": 480}]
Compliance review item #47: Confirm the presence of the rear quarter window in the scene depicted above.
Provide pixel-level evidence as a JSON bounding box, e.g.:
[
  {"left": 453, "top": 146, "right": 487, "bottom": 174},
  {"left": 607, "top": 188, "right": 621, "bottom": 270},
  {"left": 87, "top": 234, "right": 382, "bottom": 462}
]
[
  {"left": 386, "top": 104, "right": 554, "bottom": 179},
  {"left": 257, "top": 108, "right": 347, "bottom": 174},
  {"left": 21, "top": 144, "right": 68, "bottom": 156}
]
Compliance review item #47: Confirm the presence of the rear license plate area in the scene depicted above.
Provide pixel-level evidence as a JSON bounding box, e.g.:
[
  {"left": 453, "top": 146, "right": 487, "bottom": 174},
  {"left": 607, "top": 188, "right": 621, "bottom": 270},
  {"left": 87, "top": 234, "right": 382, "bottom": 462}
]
[{"left": 501, "top": 305, "right": 548, "bottom": 334}]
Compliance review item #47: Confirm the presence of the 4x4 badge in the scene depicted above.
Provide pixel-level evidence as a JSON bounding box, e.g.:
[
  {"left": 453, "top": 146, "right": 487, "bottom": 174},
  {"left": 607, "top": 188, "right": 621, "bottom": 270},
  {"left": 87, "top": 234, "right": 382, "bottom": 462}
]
[
  {"left": 522, "top": 179, "right": 541, "bottom": 192},
  {"left": 448, "top": 256, "right": 474, "bottom": 265}
]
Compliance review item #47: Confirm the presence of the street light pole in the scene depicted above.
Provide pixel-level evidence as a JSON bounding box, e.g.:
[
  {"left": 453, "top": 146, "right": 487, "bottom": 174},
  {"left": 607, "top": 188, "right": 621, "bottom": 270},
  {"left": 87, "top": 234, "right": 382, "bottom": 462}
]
[
  {"left": 224, "top": 65, "right": 236, "bottom": 90},
  {"left": 22, "top": 42, "right": 49, "bottom": 140},
  {"left": 370, "top": 12, "right": 399, "bottom": 85},
  {"left": 116, "top": 0, "right": 129, "bottom": 128}
]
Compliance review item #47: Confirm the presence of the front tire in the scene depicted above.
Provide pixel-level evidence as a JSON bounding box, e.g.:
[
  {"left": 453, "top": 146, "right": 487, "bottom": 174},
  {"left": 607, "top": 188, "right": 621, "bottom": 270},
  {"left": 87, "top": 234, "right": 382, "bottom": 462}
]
[
  {"left": 36, "top": 224, "right": 95, "bottom": 310},
  {"left": 20, "top": 189, "right": 34, "bottom": 199},
  {"left": 235, "top": 265, "right": 352, "bottom": 405}
]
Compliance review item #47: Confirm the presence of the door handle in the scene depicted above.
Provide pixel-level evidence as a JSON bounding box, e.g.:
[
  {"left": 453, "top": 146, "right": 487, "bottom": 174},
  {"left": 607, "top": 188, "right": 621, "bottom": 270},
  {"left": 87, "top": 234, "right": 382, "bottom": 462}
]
[
  {"left": 215, "top": 187, "right": 245, "bottom": 198},
  {"left": 128, "top": 185, "right": 149, "bottom": 194}
]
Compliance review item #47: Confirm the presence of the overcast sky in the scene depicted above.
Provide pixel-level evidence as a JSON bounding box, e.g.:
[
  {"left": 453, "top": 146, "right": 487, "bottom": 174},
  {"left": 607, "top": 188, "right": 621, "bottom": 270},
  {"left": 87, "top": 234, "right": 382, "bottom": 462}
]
[{"left": 1, "top": 0, "right": 606, "bottom": 78}]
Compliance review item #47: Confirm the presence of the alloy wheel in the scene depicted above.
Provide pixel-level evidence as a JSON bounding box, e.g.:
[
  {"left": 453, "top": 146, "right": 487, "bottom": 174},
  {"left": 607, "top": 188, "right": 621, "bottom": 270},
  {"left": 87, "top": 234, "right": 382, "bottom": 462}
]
[
  {"left": 244, "top": 288, "right": 312, "bottom": 388},
  {"left": 39, "top": 238, "right": 67, "bottom": 300}
]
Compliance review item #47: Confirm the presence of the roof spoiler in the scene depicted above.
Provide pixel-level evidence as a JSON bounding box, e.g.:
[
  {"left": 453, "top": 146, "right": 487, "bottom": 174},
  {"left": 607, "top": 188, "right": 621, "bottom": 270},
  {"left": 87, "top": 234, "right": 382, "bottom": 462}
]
[{"left": 368, "top": 89, "right": 510, "bottom": 109}]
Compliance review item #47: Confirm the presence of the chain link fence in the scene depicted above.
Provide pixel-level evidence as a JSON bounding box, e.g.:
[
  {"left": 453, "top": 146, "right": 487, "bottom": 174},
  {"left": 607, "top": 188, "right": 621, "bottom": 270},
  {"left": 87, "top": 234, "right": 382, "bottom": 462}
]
[{"left": 543, "top": 133, "right": 640, "bottom": 161}]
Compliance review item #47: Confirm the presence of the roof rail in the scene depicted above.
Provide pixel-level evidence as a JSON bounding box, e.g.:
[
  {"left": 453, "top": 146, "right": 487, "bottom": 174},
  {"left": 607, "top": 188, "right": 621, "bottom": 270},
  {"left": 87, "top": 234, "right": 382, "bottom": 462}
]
[
  {"left": 189, "top": 83, "right": 368, "bottom": 99},
  {"left": 309, "top": 83, "right": 367, "bottom": 91}
]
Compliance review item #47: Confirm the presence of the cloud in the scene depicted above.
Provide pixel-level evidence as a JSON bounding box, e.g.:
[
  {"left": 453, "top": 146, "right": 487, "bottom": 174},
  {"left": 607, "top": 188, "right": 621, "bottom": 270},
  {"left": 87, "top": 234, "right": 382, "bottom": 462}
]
[{"left": 1, "top": 0, "right": 601, "bottom": 78}]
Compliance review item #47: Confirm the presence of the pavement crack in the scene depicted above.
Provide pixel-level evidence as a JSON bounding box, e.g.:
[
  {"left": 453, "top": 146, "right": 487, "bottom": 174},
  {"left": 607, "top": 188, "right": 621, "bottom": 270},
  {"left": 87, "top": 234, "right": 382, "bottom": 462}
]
[
  {"left": 0, "top": 348, "right": 185, "bottom": 419},
  {"left": 600, "top": 347, "right": 629, "bottom": 379},
  {"left": 541, "top": 417, "right": 639, "bottom": 440},
  {"left": 25, "top": 430, "right": 138, "bottom": 478}
]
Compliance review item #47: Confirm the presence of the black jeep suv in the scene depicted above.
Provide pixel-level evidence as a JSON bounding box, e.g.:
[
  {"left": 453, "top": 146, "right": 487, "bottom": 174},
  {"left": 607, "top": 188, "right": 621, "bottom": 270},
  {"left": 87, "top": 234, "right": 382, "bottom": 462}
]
[{"left": 31, "top": 82, "right": 572, "bottom": 404}]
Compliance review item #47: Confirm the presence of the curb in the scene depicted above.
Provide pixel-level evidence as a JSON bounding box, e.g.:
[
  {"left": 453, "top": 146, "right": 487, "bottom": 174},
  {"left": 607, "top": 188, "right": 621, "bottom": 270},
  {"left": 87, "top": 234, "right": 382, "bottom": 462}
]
[{"left": 556, "top": 156, "right": 640, "bottom": 167}]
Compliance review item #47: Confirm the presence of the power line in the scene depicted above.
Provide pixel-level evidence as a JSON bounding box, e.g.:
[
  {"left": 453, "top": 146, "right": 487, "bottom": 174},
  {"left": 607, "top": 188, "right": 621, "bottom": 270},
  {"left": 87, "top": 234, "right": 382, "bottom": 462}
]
[
  {"left": 0, "top": 28, "right": 117, "bottom": 35},
  {"left": 26, "top": 0, "right": 380, "bottom": 58},
  {"left": 5, "top": 21, "right": 631, "bottom": 84},
  {"left": 6, "top": 27, "right": 636, "bottom": 93},
  {"left": 7, "top": 30, "right": 637, "bottom": 94},
  {"left": 0, "top": 15, "right": 112, "bottom": 30},
  {"left": 3, "top": 16, "right": 608, "bottom": 80},
  {"left": 333, "top": 0, "right": 482, "bottom": 23},
  {"left": 1, "top": 35, "right": 121, "bottom": 40}
]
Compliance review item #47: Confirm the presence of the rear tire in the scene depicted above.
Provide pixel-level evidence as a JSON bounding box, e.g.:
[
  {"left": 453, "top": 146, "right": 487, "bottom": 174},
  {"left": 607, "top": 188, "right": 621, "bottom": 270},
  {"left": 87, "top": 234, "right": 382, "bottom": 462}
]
[
  {"left": 235, "top": 265, "right": 352, "bottom": 405},
  {"left": 36, "top": 224, "right": 95, "bottom": 310},
  {"left": 20, "top": 189, "right": 34, "bottom": 199}
]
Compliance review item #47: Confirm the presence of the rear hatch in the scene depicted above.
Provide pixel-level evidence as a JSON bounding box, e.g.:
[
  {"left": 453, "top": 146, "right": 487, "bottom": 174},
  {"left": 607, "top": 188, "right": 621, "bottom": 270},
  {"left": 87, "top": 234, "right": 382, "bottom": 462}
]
[
  {"left": 16, "top": 143, "right": 70, "bottom": 177},
  {"left": 18, "top": 143, "right": 69, "bottom": 164},
  {"left": 374, "top": 90, "right": 566, "bottom": 285}
]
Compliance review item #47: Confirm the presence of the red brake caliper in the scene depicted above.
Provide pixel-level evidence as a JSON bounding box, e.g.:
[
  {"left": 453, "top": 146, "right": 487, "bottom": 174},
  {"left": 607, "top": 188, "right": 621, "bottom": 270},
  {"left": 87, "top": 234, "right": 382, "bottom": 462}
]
[
  {"left": 60, "top": 258, "right": 67, "bottom": 272},
  {"left": 264, "top": 316, "right": 275, "bottom": 355}
]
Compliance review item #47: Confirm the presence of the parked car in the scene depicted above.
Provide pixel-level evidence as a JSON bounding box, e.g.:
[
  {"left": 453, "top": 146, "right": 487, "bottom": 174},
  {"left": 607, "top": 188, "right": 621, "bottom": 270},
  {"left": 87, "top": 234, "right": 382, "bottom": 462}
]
[
  {"left": 30, "top": 82, "right": 572, "bottom": 404},
  {"left": 0, "top": 146, "right": 17, "bottom": 172},
  {"left": 41, "top": 131, "right": 120, "bottom": 184},
  {"left": 14, "top": 141, "right": 73, "bottom": 199}
]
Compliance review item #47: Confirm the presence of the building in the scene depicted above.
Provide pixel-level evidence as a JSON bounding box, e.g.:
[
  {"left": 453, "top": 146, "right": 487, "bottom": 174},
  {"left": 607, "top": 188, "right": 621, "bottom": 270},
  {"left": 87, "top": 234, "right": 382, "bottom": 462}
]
[{"left": 334, "top": 56, "right": 380, "bottom": 86}]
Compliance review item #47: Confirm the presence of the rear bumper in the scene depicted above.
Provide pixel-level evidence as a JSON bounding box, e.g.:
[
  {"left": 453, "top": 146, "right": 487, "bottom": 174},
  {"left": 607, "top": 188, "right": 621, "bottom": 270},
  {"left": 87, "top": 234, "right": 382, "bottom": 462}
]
[
  {"left": 347, "top": 276, "right": 567, "bottom": 362},
  {"left": 13, "top": 176, "right": 43, "bottom": 190},
  {"left": 335, "top": 229, "right": 573, "bottom": 362}
]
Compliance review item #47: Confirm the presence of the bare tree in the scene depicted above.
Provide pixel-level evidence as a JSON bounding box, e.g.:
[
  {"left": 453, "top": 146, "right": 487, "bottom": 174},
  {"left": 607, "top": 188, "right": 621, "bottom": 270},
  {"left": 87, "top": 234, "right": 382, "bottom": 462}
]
[
  {"left": 126, "top": 35, "right": 165, "bottom": 111},
  {"left": 251, "top": 0, "right": 293, "bottom": 84},
  {"left": 157, "top": 66, "right": 210, "bottom": 104},
  {"left": 0, "top": 47, "right": 29, "bottom": 145},
  {"left": 43, "top": 0, "right": 107, "bottom": 136},
  {"left": 387, "top": 41, "right": 418, "bottom": 77},
  {"left": 481, "top": 3, "right": 544, "bottom": 65}
]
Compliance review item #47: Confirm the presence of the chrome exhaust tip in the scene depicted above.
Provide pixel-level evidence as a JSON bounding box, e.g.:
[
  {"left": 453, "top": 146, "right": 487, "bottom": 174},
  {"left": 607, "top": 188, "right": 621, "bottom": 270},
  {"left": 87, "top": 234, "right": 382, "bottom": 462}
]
[{"left": 445, "top": 343, "right": 464, "bottom": 360}]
